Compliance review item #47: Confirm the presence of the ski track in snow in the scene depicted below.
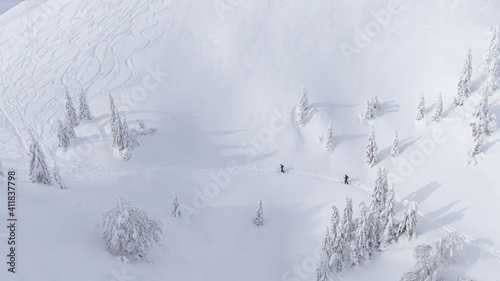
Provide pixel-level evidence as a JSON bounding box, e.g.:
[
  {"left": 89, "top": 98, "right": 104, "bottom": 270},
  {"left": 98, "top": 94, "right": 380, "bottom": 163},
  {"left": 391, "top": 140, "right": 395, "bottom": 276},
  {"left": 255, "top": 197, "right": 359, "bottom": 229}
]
[
  {"left": 0, "top": 0, "right": 171, "bottom": 171},
  {"left": 113, "top": 163, "right": 500, "bottom": 262}
]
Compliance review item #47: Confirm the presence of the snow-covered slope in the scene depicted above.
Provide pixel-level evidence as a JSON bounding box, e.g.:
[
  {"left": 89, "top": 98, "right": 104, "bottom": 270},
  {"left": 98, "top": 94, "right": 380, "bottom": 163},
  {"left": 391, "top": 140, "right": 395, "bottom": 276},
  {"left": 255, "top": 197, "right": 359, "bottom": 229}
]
[{"left": 0, "top": 0, "right": 500, "bottom": 280}]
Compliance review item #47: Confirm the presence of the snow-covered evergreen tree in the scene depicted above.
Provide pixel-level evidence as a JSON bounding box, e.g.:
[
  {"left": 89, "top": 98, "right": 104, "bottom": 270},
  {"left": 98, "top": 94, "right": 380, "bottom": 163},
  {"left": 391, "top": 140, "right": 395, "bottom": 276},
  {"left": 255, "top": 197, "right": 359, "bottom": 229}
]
[
  {"left": 78, "top": 89, "right": 92, "bottom": 121},
  {"left": 330, "top": 252, "right": 344, "bottom": 273},
  {"left": 112, "top": 113, "right": 133, "bottom": 160},
  {"left": 321, "top": 227, "right": 333, "bottom": 261},
  {"left": 65, "top": 91, "right": 78, "bottom": 128},
  {"left": 330, "top": 206, "right": 345, "bottom": 272},
  {"left": 398, "top": 197, "right": 419, "bottom": 240},
  {"left": 353, "top": 202, "right": 371, "bottom": 260},
  {"left": 391, "top": 129, "right": 400, "bottom": 158},
  {"left": 481, "top": 59, "right": 498, "bottom": 96},
  {"left": 342, "top": 197, "right": 355, "bottom": 243},
  {"left": 52, "top": 163, "right": 66, "bottom": 189},
  {"left": 172, "top": 192, "right": 180, "bottom": 218},
  {"left": 28, "top": 137, "right": 52, "bottom": 185},
  {"left": 371, "top": 95, "right": 381, "bottom": 112},
  {"left": 118, "top": 114, "right": 133, "bottom": 160},
  {"left": 370, "top": 167, "right": 388, "bottom": 220},
  {"left": 315, "top": 250, "right": 330, "bottom": 281},
  {"left": 469, "top": 92, "right": 497, "bottom": 162},
  {"left": 57, "top": 120, "right": 70, "bottom": 148},
  {"left": 56, "top": 119, "right": 75, "bottom": 148},
  {"left": 366, "top": 209, "right": 379, "bottom": 252},
  {"left": 454, "top": 48, "right": 473, "bottom": 106},
  {"left": 349, "top": 239, "right": 360, "bottom": 268},
  {"left": 324, "top": 119, "right": 333, "bottom": 151},
  {"left": 401, "top": 233, "right": 465, "bottom": 281},
  {"left": 366, "top": 127, "right": 378, "bottom": 167},
  {"left": 254, "top": 198, "right": 264, "bottom": 226},
  {"left": 380, "top": 185, "right": 398, "bottom": 248},
  {"left": 330, "top": 205, "right": 341, "bottom": 240},
  {"left": 432, "top": 93, "right": 443, "bottom": 123},
  {"left": 297, "top": 87, "right": 309, "bottom": 127},
  {"left": 363, "top": 95, "right": 382, "bottom": 121},
  {"left": 415, "top": 93, "right": 425, "bottom": 121},
  {"left": 109, "top": 94, "right": 118, "bottom": 134},
  {"left": 480, "top": 26, "right": 499, "bottom": 73},
  {"left": 102, "top": 196, "right": 162, "bottom": 261},
  {"left": 363, "top": 100, "right": 374, "bottom": 121}
]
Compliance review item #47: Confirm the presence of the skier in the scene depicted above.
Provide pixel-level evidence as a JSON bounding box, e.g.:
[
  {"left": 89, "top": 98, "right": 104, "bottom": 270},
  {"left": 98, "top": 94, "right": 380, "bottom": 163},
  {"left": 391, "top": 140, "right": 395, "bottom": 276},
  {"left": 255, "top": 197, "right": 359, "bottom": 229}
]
[
  {"left": 344, "top": 174, "right": 349, "bottom": 185},
  {"left": 280, "top": 164, "right": 285, "bottom": 173}
]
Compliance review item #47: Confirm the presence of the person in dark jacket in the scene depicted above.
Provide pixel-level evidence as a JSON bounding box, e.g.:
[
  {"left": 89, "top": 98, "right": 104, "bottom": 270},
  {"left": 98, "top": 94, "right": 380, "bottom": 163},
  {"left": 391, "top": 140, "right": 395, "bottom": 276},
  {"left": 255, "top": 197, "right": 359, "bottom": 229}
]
[
  {"left": 344, "top": 174, "right": 349, "bottom": 185},
  {"left": 280, "top": 164, "right": 285, "bottom": 173}
]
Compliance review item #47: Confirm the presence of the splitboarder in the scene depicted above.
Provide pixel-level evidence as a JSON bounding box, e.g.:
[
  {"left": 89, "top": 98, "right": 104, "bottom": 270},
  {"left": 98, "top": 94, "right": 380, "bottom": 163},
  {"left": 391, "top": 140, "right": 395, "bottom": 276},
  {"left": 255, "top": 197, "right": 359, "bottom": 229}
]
[
  {"left": 280, "top": 164, "right": 285, "bottom": 173},
  {"left": 344, "top": 174, "right": 349, "bottom": 185}
]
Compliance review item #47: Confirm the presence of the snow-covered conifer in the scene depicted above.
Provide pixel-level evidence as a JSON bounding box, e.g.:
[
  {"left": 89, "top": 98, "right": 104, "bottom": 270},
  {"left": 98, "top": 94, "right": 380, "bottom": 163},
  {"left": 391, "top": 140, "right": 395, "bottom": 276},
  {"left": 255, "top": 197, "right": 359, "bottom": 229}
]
[
  {"left": 480, "top": 26, "right": 499, "bottom": 73},
  {"left": 391, "top": 129, "right": 400, "bottom": 158},
  {"left": 297, "top": 87, "right": 309, "bottom": 127},
  {"left": 469, "top": 92, "right": 497, "bottom": 162},
  {"left": 415, "top": 93, "right": 425, "bottom": 121},
  {"left": 56, "top": 119, "right": 75, "bottom": 148},
  {"left": 102, "top": 196, "right": 162, "bottom": 261},
  {"left": 363, "top": 100, "right": 374, "bottom": 121},
  {"left": 366, "top": 127, "right": 378, "bottom": 167},
  {"left": 481, "top": 59, "right": 498, "bottom": 96},
  {"left": 65, "top": 91, "right": 78, "bottom": 128},
  {"left": 78, "top": 89, "right": 92, "bottom": 121},
  {"left": 432, "top": 93, "right": 443, "bottom": 123},
  {"left": 321, "top": 227, "right": 333, "bottom": 261},
  {"left": 109, "top": 94, "right": 118, "bottom": 134},
  {"left": 331, "top": 206, "right": 345, "bottom": 271},
  {"left": 28, "top": 137, "right": 52, "bottom": 185},
  {"left": 118, "top": 114, "right": 133, "bottom": 160},
  {"left": 324, "top": 119, "right": 333, "bottom": 151},
  {"left": 254, "top": 198, "right": 264, "bottom": 226},
  {"left": 57, "top": 120, "right": 70, "bottom": 148},
  {"left": 353, "top": 202, "right": 371, "bottom": 260},
  {"left": 454, "top": 48, "right": 473, "bottom": 106},
  {"left": 349, "top": 239, "right": 360, "bottom": 267},
  {"left": 371, "top": 95, "right": 381, "bottom": 112},
  {"left": 342, "top": 197, "right": 355, "bottom": 243},
  {"left": 366, "top": 209, "right": 379, "bottom": 252},
  {"left": 315, "top": 251, "right": 330, "bottom": 281},
  {"left": 401, "top": 233, "right": 465, "bottom": 280},
  {"left": 380, "top": 185, "right": 398, "bottom": 248},
  {"left": 52, "top": 163, "right": 66, "bottom": 189},
  {"left": 370, "top": 167, "right": 388, "bottom": 219},
  {"left": 172, "top": 192, "right": 180, "bottom": 218},
  {"left": 330, "top": 205, "right": 340, "bottom": 239},
  {"left": 398, "top": 197, "right": 419, "bottom": 240}
]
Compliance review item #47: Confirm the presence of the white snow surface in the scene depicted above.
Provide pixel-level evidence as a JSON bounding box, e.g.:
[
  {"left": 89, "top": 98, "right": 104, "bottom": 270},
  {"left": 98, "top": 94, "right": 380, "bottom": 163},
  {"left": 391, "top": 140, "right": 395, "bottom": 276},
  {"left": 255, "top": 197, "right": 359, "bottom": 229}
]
[{"left": 0, "top": 0, "right": 499, "bottom": 280}]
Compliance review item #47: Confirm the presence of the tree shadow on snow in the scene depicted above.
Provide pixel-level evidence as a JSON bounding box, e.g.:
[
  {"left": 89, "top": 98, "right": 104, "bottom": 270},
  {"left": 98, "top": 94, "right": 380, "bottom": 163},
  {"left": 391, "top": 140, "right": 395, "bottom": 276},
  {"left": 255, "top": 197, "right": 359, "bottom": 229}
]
[
  {"left": 418, "top": 207, "right": 468, "bottom": 235},
  {"left": 378, "top": 100, "right": 399, "bottom": 117},
  {"left": 399, "top": 137, "right": 422, "bottom": 155},
  {"left": 482, "top": 139, "right": 500, "bottom": 153},
  {"left": 403, "top": 181, "right": 440, "bottom": 204}
]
